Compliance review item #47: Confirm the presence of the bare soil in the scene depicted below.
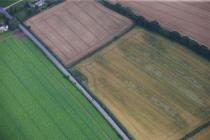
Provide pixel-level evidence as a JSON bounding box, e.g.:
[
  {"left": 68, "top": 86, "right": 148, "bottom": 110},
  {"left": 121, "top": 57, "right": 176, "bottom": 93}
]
[
  {"left": 25, "top": 0, "right": 133, "bottom": 67},
  {"left": 109, "top": 1, "right": 210, "bottom": 49}
]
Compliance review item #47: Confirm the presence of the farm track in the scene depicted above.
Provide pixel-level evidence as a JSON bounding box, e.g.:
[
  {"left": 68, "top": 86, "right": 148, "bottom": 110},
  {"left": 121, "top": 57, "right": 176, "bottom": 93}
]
[
  {"left": 25, "top": 1, "right": 133, "bottom": 67},
  {"left": 19, "top": 24, "right": 130, "bottom": 140},
  {"left": 0, "top": 0, "right": 19, "bottom": 7},
  {"left": 0, "top": 32, "right": 119, "bottom": 140},
  {"left": 11, "top": 38, "right": 112, "bottom": 139}
]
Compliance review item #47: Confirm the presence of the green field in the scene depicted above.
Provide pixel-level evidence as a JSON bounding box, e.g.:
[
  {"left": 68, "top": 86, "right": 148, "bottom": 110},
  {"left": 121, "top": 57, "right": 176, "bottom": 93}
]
[
  {"left": 0, "top": 32, "right": 119, "bottom": 140},
  {"left": 0, "top": 0, "right": 18, "bottom": 7}
]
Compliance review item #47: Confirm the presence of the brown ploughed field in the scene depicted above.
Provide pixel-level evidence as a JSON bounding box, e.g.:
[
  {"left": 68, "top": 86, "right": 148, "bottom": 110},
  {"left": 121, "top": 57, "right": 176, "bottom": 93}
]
[
  {"left": 25, "top": 0, "right": 132, "bottom": 67},
  {"left": 109, "top": 1, "right": 210, "bottom": 49}
]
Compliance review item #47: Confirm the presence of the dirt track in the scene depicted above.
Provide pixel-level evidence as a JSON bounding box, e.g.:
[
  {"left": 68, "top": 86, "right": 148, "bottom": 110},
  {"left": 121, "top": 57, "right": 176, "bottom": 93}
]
[
  {"left": 25, "top": 1, "right": 132, "bottom": 67},
  {"left": 109, "top": 1, "right": 210, "bottom": 49}
]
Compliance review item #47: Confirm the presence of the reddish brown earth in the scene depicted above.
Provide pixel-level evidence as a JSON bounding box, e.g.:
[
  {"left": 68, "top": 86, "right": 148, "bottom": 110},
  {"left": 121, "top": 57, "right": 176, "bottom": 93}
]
[
  {"left": 109, "top": 1, "right": 210, "bottom": 49},
  {"left": 25, "top": 1, "right": 132, "bottom": 67}
]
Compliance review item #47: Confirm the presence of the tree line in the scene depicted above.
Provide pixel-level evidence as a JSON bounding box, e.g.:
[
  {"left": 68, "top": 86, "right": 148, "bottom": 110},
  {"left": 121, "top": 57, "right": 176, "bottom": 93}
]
[
  {"left": 180, "top": 120, "right": 210, "bottom": 140},
  {"left": 99, "top": 0, "right": 210, "bottom": 60},
  {"left": 5, "top": 0, "right": 64, "bottom": 30}
]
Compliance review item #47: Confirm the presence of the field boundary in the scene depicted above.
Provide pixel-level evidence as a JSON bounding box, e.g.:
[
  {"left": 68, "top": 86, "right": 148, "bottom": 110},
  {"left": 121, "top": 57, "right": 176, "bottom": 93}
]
[
  {"left": 180, "top": 120, "right": 210, "bottom": 140},
  {"left": 18, "top": 23, "right": 130, "bottom": 140},
  {"left": 71, "top": 68, "right": 134, "bottom": 140},
  {"left": 99, "top": 0, "right": 210, "bottom": 61},
  {"left": 68, "top": 22, "right": 134, "bottom": 68},
  {"left": 4, "top": 0, "right": 24, "bottom": 10}
]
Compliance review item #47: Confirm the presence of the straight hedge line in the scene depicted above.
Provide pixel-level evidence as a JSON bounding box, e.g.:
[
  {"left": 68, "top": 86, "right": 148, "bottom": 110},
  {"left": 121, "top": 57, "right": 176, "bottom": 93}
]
[
  {"left": 98, "top": 1, "right": 210, "bottom": 139},
  {"left": 99, "top": 0, "right": 210, "bottom": 61},
  {"left": 180, "top": 120, "right": 210, "bottom": 140}
]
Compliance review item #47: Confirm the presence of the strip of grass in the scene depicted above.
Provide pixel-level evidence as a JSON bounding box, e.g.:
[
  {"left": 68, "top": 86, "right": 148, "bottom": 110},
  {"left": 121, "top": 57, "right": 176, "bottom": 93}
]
[
  {"left": 0, "top": 0, "right": 18, "bottom": 7},
  {"left": 0, "top": 32, "right": 119, "bottom": 140}
]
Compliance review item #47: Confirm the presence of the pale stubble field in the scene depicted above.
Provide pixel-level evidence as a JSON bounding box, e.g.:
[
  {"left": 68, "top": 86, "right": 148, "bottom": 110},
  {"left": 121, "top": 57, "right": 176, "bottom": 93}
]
[{"left": 73, "top": 27, "right": 210, "bottom": 140}]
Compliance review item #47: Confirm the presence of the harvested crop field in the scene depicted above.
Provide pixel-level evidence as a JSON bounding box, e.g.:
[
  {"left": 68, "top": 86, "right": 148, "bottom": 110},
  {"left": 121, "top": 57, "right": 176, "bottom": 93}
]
[
  {"left": 25, "top": 0, "right": 132, "bottom": 67},
  {"left": 190, "top": 126, "right": 210, "bottom": 140},
  {"left": 73, "top": 27, "right": 210, "bottom": 140},
  {"left": 109, "top": 1, "right": 210, "bottom": 49},
  {"left": 0, "top": 32, "right": 119, "bottom": 140}
]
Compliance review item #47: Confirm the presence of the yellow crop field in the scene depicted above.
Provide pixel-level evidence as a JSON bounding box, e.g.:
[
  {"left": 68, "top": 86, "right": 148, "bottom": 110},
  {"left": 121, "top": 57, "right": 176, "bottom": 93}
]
[{"left": 73, "top": 27, "right": 210, "bottom": 140}]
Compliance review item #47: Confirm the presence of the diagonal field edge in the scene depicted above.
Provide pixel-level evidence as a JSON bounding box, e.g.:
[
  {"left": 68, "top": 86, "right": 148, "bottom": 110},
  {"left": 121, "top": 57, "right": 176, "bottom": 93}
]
[{"left": 18, "top": 23, "right": 130, "bottom": 140}]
